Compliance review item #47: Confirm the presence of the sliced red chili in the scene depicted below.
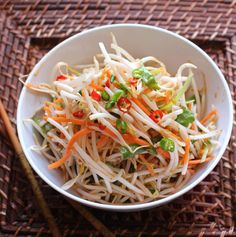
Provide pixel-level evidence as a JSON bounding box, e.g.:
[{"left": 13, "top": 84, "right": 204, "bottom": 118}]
[
  {"left": 129, "top": 78, "right": 137, "bottom": 85},
  {"left": 91, "top": 90, "right": 101, "bottom": 101},
  {"left": 105, "top": 79, "right": 110, "bottom": 88},
  {"left": 73, "top": 110, "right": 85, "bottom": 118},
  {"left": 150, "top": 110, "right": 164, "bottom": 123},
  {"left": 98, "top": 124, "right": 106, "bottom": 130},
  {"left": 117, "top": 97, "right": 132, "bottom": 113},
  {"left": 57, "top": 75, "right": 67, "bottom": 80}
]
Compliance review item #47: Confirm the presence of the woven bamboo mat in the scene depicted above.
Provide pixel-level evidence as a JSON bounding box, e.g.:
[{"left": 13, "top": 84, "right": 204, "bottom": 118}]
[{"left": 0, "top": 1, "right": 236, "bottom": 236}]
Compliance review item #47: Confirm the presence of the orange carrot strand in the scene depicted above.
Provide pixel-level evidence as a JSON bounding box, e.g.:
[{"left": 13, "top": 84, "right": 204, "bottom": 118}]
[
  {"left": 48, "top": 128, "right": 92, "bottom": 169},
  {"left": 200, "top": 109, "right": 217, "bottom": 125},
  {"left": 188, "top": 157, "right": 212, "bottom": 165},
  {"left": 45, "top": 116, "right": 86, "bottom": 125},
  {"left": 183, "top": 138, "right": 190, "bottom": 165},
  {"left": 97, "top": 136, "right": 109, "bottom": 148},
  {"left": 122, "top": 134, "right": 149, "bottom": 146},
  {"left": 131, "top": 97, "right": 150, "bottom": 115},
  {"left": 156, "top": 147, "right": 170, "bottom": 159},
  {"left": 139, "top": 155, "right": 155, "bottom": 176},
  {"left": 54, "top": 98, "right": 63, "bottom": 103},
  {"left": 90, "top": 81, "right": 104, "bottom": 91}
]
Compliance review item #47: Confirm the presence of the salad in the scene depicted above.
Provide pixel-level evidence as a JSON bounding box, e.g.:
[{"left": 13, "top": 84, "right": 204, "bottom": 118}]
[{"left": 23, "top": 35, "right": 220, "bottom": 204}]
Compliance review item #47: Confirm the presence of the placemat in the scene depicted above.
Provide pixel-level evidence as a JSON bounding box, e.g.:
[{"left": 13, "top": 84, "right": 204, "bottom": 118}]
[{"left": 0, "top": 1, "right": 235, "bottom": 236}]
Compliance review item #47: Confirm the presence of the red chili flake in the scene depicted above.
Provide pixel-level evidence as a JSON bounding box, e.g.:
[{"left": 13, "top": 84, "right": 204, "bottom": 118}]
[
  {"left": 149, "top": 110, "right": 164, "bottom": 123},
  {"left": 56, "top": 75, "right": 67, "bottom": 80},
  {"left": 91, "top": 90, "right": 101, "bottom": 101},
  {"left": 105, "top": 79, "right": 110, "bottom": 88},
  {"left": 99, "top": 124, "right": 106, "bottom": 130},
  {"left": 73, "top": 110, "right": 85, "bottom": 118},
  {"left": 129, "top": 78, "right": 137, "bottom": 85},
  {"left": 117, "top": 97, "right": 132, "bottom": 113}
]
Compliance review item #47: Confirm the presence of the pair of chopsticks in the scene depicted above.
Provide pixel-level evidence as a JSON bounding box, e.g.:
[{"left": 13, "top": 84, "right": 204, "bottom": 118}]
[{"left": 0, "top": 99, "right": 115, "bottom": 237}]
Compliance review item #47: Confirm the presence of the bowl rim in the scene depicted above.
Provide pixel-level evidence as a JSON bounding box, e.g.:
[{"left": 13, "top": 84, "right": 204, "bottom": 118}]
[{"left": 17, "top": 23, "right": 233, "bottom": 211}]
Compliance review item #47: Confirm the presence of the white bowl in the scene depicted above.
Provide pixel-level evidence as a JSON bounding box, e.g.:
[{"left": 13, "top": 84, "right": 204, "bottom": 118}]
[{"left": 17, "top": 24, "right": 233, "bottom": 211}]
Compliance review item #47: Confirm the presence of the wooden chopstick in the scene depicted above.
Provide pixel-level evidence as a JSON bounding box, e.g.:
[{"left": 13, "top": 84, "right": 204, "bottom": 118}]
[
  {"left": 0, "top": 99, "right": 116, "bottom": 237},
  {"left": 0, "top": 100, "right": 62, "bottom": 237}
]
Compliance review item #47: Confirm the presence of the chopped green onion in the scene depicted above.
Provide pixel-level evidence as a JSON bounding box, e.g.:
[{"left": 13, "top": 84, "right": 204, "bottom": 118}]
[
  {"left": 32, "top": 116, "right": 53, "bottom": 134},
  {"left": 146, "top": 77, "right": 159, "bottom": 89},
  {"left": 151, "top": 68, "right": 161, "bottom": 76},
  {"left": 110, "top": 74, "right": 116, "bottom": 83},
  {"left": 175, "top": 107, "right": 195, "bottom": 127},
  {"left": 160, "top": 138, "right": 175, "bottom": 152},
  {"left": 132, "top": 67, "right": 159, "bottom": 90},
  {"left": 116, "top": 119, "right": 127, "bottom": 134},
  {"left": 111, "top": 90, "right": 125, "bottom": 102},
  {"left": 117, "top": 83, "right": 131, "bottom": 94},
  {"left": 105, "top": 90, "right": 125, "bottom": 110},
  {"left": 101, "top": 91, "right": 110, "bottom": 101},
  {"left": 105, "top": 100, "right": 116, "bottom": 110}
]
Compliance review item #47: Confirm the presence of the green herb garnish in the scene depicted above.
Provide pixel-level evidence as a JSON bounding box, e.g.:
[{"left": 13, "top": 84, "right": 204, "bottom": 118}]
[
  {"left": 160, "top": 138, "right": 175, "bottom": 152},
  {"left": 175, "top": 107, "right": 195, "bottom": 127},
  {"left": 132, "top": 67, "right": 159, "bottom": 90}
]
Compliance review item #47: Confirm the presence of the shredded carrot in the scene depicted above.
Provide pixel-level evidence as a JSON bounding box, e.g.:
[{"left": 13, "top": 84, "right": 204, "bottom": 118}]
[
  {"left": 43, "top": 107, "right": 51, "bottom": 115},
  {"left": 48, "top": 128, "right": 92, "bottom": 169},
  {"left": 104, "top": 68, "right": 111, "bottom": 78},
  {"left": 139, "top": 155, "right": 155, "bottom": 176},
  {"left": 200, "top": 109, "right": 217, "bottom": 125},
  {"left": 156, "top": 147, "right": 170, "bottom": 159},
  {"left": 183, "top": 138, "right": 190, "bottom": 165},
  {"left": 122, "top": 134, "right": 149, "bottom": 146},
  {"left": 26, "top": 83, "right": 38, "bottom": 89},
  {"left": 102, "top": 127, "right": 116, "bottom": 139},
  {"left": 97, "top": 136, "right": 109, "bottom": 148},
  {"left": 188, "top": 157, "right": 212, "bottom": 165},
  {"left": 45, "top": 102, "right": 64, "bottom": 111},
  {"left": 165, "top": 127, "right": 182, "bottom": 141},
  {"left": 188, "top": 102, "right": 193, "bottom": 110},
  {"left": 90, "top": 81, "right": 104, "bottom": 91},
  {"left": 171, "top": 132, "right": 182, "bottom": 141},
  {"left": 45, "top": 116, "right": 86, "bottom": 125},
  {"left": 57, "top": 114, "right": 66, "bottom": 118},
  {"left": 165, "top": 91, "right": 171, "bottom": 102},
  {"left": 155, "top": 97, "right": 166, "bottom": 103},
  {"left": 131, "top": 97, "right": 150, "bottom": 115},
  {"left": 54, "top": 98, "right": 63, "bottom": 103},
  {"left": 155, "top": 91, "right": 171, "bottom": 103},
  {"left": 190, "top": 123, "right": 197, "bottom": 130},
  {"left": 141, "top": 88, "right": 151, "bottom": 94}
]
